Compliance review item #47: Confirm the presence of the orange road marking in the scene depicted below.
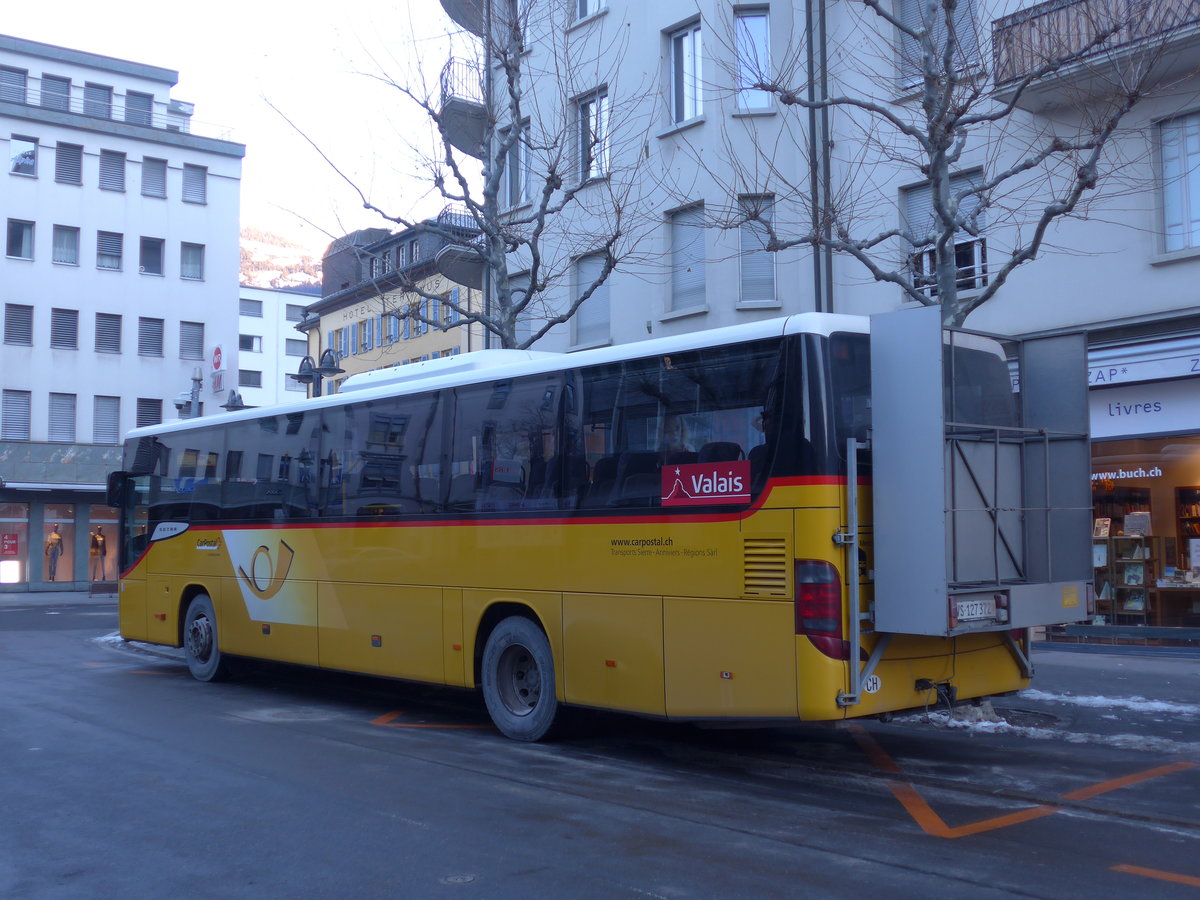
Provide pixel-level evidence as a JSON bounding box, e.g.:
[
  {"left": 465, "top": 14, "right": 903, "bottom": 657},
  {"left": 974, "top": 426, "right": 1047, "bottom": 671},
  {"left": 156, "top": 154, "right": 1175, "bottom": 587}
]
[
  {"left": 371, "top": 711, "right": 491, "bottom": 730},
  {"left": 1112, "top": 864, "right": 1200, "bottom": 888},
  {"left": 1061, "top": 762, "right": 1196, "bottom": 801},
  {"left": 846, "top": 724, "right": 1196, "bottom": 839}
]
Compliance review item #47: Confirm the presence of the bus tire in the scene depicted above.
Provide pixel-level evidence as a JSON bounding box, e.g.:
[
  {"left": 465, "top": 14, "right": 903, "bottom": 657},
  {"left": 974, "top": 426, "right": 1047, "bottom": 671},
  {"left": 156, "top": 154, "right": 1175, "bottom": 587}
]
[
  {"left": 183, "top": 593, "right": 229, "bottom": 683},
  {"left": 481, "top": 616, "right": 558, "bottom": 742}
]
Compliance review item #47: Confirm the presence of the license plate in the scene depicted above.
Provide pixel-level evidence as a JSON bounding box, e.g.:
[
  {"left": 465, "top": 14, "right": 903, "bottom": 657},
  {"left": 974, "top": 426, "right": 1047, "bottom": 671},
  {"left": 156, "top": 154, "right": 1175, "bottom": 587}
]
[{"left": 956, "top": 597, "right": 996, "bottom": 621}]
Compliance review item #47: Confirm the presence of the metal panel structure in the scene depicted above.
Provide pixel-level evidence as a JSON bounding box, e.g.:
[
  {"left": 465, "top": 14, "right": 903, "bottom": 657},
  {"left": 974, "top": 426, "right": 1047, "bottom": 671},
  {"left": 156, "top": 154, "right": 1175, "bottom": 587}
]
[{"left": 871, "top": 306, "right": 1090, "bottom": 637}]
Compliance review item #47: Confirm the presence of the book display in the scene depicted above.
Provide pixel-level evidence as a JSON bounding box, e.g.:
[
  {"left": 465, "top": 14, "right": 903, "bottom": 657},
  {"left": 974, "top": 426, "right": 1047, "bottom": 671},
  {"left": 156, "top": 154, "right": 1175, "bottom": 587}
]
[{"left": 1092, "top": 535, "right": 1158, "bottom": 625}]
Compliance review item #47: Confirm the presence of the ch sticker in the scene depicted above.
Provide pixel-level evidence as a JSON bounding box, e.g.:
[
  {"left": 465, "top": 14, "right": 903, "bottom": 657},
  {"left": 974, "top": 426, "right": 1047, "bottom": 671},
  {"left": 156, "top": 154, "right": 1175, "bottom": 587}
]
[{"left": 236, "top": 541, "right": 295, "bottom": 601}]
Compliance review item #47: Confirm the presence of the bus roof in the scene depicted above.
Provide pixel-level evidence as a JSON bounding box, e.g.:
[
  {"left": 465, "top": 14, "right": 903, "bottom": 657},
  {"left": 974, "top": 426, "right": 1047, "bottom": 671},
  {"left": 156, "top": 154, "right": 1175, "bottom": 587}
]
[{"left": 125, "top": 312, "right": 870, "bottom": 441}]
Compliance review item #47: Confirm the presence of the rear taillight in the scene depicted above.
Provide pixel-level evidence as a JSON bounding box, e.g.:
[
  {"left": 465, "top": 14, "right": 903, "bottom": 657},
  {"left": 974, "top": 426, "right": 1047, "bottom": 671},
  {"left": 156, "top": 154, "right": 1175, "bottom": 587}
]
[{"left": 795, "top": 559, "right": 848, "bottom": 659}]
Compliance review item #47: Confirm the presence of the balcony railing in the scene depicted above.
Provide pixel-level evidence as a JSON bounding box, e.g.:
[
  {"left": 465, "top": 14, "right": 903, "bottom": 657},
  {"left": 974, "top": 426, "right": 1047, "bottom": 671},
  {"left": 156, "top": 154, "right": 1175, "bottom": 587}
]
[{"left": 994, "top": 0, "right": 1200, "bottom": 84}]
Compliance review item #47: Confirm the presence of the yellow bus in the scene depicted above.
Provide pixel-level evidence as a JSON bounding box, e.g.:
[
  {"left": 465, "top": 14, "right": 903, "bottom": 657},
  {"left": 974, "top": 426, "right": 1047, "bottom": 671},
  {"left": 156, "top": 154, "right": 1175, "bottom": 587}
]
[{"left": 107, "top": 309, "right": 1090, "bottom": 740}]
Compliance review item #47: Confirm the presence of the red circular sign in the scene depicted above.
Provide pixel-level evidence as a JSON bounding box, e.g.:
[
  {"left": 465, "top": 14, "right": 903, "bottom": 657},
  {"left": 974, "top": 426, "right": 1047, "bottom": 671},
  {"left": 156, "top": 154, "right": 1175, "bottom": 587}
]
[{"left": 212, "top": 346, "right": 222, "bottom": 370}]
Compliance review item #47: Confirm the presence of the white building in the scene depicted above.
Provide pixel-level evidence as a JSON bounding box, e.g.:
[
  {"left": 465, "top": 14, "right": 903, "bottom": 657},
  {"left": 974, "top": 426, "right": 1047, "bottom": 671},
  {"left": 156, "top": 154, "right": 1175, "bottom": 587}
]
[
  {"left": 0, "top": 34, "right": 244, "bottom": 591},
  {"left": 237, "top": 285, "right": 319, "bottom": 408},
  {"left": 437, "top": 1, "right": 1200, "bottom": 630}
]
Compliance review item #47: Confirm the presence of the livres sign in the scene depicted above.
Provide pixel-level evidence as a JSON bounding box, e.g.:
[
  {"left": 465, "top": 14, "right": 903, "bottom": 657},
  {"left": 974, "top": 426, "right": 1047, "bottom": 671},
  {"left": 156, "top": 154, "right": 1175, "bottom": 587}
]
[{"left": 661, "top": 461, "right": 751, "bottom": 507}]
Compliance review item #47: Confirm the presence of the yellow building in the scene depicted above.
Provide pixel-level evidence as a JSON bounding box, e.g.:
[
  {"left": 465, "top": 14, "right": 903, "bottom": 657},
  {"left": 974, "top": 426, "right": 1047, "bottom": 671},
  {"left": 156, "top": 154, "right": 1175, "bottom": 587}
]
[{"left": 297, "top": 215, "right": 483, "bottom": 394}]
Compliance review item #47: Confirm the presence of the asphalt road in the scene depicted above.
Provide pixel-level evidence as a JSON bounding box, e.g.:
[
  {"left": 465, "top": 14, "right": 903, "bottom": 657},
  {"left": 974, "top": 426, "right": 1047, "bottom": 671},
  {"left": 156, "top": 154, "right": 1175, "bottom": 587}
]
[{"left": 1, "top": 596, "right": 1197, "bottom": 899}]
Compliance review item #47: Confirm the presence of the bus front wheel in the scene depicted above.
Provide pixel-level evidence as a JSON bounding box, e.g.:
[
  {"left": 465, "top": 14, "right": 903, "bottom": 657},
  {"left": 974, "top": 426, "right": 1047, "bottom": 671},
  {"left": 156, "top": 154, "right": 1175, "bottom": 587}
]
[
  {"left": 481, "top": 616, "right": 558, "bottom": 741},
  {"left": 183, "top": 594, "right": 229, "bottom": 682}
]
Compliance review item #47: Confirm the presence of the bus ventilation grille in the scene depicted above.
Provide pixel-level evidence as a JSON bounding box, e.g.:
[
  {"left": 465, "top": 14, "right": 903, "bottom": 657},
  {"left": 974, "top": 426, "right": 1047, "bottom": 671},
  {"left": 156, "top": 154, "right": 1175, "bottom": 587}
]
[{"left": 743, "top": 536, "right": 789, "bottom": 598}]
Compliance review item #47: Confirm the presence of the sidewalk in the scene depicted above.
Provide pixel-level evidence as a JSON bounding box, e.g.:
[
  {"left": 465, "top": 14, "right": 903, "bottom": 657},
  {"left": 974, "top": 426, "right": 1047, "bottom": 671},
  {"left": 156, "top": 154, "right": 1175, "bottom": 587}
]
[{"left": 0, "top": 587, "right": 116, "bottom": 606}]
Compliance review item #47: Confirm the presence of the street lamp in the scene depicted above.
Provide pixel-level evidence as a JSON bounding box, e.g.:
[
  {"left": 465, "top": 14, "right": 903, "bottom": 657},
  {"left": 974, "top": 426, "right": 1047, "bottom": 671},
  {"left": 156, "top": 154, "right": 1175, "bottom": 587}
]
[
  {"left": 220, "top": 391, "right": 252, "bottom": 412},
  {"left": 292, "top": 348, "right": 344, "bottom": 397}
]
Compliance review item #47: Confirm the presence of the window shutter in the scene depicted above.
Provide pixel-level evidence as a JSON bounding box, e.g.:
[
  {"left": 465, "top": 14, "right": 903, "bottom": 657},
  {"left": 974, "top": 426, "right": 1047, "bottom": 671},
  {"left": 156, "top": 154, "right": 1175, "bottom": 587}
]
[
  {"left": 50, "top": 308, "right": 79, "bottom": 349},
  {"left": 95, "top": 313, "right": 121, "bottom": 353},
  {"left": 670, "top": 205, "right": 706, "bottom": 310},
  {"left": 142, "top": 158, "right": 166, "bottom": 197},
  {"left": 138, "top": 317, "right": 164, "bottom": 357},
  {"left": 84, "top": 83, "right": 112, "bottom": 118},
  {"left": 4, "top": 304, "right": 33, "bottom": 345},
  {"left": 135, "top": 398, "right": 162, "bottom": 427},
  {"left": 125, "top": 91, "right": 153, "bottom": 126},
  {"left": 899, "top": 0, "right": 978, "bottom": 83},
  {"left": 0, "top": 66, "right": 26, "bottom": 103},
  {"left": 239, "top": 298, "right": 261, "bottom": 317},
  {"left": 739, "top": 196, "right": 775, "bottom": 303},
  {"left": 180, "top": 321, "right": 204, "bottom": 359},
  {"left": 904, "top": 171, "right": 985, "bottom": 241},
  {"left": 286, "top": 339, "right": 306, "bottom": 357},
  {"left": 99, "top": 150, "right": 125, "bottom": 191},
  {"left": 182, "top": 164, "right": 207, "bottom": 203},
  {"left": 97, "top": 231, "right": 123, "bottom": 269},
  {"left": 1, "top": 390, "right": 32, "bottom": 440},
  {"left": 93, "top": 395, "right": 120, "bottom": 444},
  {"left": 450, "top": 288, "right": 461, "bottom": 322},
  {"left": 54, "top": 143, "right": 82, "bottom": 184},
  {"left": 48, "top": 393, "right": 76, "bottom": 442},
  {"left": 573, "top": 253, "right": 609, "bottom": 346},
  {"left": 40, "top": 75, "right": 70, "bottom": 111}
]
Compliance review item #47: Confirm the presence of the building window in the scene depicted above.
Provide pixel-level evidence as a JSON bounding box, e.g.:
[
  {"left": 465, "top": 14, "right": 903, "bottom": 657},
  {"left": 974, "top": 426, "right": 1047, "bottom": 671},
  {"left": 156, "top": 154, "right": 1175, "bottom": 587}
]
[
  {"left": 0, "top": 66, "right": 27, "bottom": 104},
  {"left": 669, "top": 204, "right": 706, "bottom": 310},
  {"left": 99, "top": 150, "right": 126, "bottom": 191},
  {"left": 285, "top": 338, "right": 307, "bottom": 357},
  {"left": 138, "top": 317, "right": 164, "bottom": 357},
  {"left": 577, "top": 0, "right": 605, "bottom": 17},
  {"left": 572, "top": 252, "right": 610, "bottom": 347},
  {"left": 735, "top": 10, "right": 771, "bottom": 110},
  {"left": 52, "top": 225, "right": 79, "bottom": 265},
  {"left": 504, "top": 121, "right": 532, "bottom": 206},
  {"left": 97, "top": 231, "right": 123, "bottom": 270},
  {"left": 904, "top": 171, "right": 987, "bottom": 295},
  {"left": 9, "top": 135, "right": 36, "bottom": 176},
  {"left": 182, "top": 164, "right": 207, "bottom": 203},
  {"left": 239, "top": 297, "right": 262, "bottom": 317},
  {"left": 670, "top": 21, "right": 703, "bottom": 123},
  {"left": 50, "top": 308, "right": 79, "bottom": 349},
  {"left": 93, "top": 395, "right": 120, "bottom": 444},
  {"left": 48, "top": 393, "right": 76, "bottom": 443},
  {"left": 180, "top": 321, "right": 204, "bottom": 359},
  {"left": 135, "top": 398, "right": 162, "bottom": 428},
  {"left": 239, "top": 370, "right": 263, "bottom": 388},
  {"left": 898, "top": 0, "right": 979, "bottom": 84},
  {"left": 1, "top": 390, "right": 32, "bottom": 441},
  {"left": 239, "top": 334, "right": 263, "bottom": 353},
  {"left": 84, "top": 82, "right": 113, "bottom": 118},
  {"left": 738, "top": 194, "right": 776, "bottom": 303},
  {"left": 40, "top": 74, "right": 70, "bottom": 111},
  {"left": 55, "top": 143, "right": 82, "bottom": 184},
  {"left": 577, "top": 91, "right": 608, "bottom": 181},
  {"left": 285, "top": 304, "right": 304, "bottom": 322},
  {"left": 180, "top": 243, "right": 205, "bottom": 280},
  {"left": 4, "top": 304, "right": 33, "bottom": 345},
  {"left": 124, "top": 91, "right": 153, "bottom": 126},
  {"left": 94, "top": 313, "right": 121, "bottom": 353},
  {"left": 1161, "top": 112, "right": 1200, "bottom": 252},
  {"left": 142, "top": 157, "right": 167, "bottom": 197},
  {"left": 139, "top": 237, "right": 165, "bottom": 275},
  {"left": 6, "top": 219, "right": 33, "bottom": 259}
]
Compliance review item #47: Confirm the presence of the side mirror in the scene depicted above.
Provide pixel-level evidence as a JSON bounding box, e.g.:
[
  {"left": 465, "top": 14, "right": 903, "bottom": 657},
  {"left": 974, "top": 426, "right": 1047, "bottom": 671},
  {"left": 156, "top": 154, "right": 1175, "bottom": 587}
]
[{"left": 106, "top": 471, "right": 129, "bottom": 508}]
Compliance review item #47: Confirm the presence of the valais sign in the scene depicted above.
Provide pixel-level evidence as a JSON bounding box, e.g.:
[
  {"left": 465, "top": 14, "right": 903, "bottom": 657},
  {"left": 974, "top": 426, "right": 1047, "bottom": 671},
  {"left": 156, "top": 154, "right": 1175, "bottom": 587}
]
[{"left": 661, "top": 461, "right": 751, "bottom": 507}]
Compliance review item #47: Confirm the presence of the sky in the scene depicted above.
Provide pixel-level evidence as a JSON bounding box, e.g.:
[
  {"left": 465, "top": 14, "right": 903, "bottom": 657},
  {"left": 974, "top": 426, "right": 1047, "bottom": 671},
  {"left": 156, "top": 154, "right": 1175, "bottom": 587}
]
[{"left": 13, "top": 0, "right": 462, "bottom": 255}]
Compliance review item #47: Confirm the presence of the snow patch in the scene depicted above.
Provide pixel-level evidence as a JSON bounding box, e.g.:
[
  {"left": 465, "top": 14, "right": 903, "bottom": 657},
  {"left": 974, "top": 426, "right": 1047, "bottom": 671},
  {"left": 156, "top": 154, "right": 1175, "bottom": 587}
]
[{"left": 1020, "top": 688, "right": 1200, "bottom": 718}]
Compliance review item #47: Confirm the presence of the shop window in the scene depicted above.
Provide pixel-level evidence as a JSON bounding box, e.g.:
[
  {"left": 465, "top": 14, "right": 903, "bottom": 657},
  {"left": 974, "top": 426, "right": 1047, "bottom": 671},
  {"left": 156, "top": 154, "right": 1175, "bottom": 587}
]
[
  {"left": 43, "top": 504, "right": 75, "bottom": 583},
  {"left": 0, "top": 502, "right": 29, "bottom": 584}
]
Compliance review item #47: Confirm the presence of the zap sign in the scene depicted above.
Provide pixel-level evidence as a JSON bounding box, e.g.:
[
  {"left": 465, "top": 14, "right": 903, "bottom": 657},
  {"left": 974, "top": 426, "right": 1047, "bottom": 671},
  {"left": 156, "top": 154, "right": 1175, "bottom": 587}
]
[{"left": 661, "top": 461, "right": 751, "bottom": 507}]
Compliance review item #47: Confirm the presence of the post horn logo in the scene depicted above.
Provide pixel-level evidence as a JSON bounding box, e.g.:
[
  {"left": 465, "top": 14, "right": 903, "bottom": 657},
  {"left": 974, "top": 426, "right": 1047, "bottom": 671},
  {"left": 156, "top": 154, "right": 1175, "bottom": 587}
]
[{"left": 236, "top": 541, "right": 295, "bottom": 601}]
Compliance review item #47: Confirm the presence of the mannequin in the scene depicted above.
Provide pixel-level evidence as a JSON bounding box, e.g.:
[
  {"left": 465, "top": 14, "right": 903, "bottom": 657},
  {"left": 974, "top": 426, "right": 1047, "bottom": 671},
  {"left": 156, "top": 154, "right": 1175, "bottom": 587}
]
[
  {"left": 44, "top": 523, "right": 64, "bottom": 582},
  {"left": 90, "top": 526, "right": 108, "bottom": 580}
]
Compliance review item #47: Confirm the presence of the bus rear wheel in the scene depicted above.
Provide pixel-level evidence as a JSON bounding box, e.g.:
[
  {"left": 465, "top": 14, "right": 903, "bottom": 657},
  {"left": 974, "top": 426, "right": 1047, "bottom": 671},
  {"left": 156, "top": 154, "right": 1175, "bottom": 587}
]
[
  {"left": 183, "top": 593, "right": 229, "bottom": 682},
  {"left": 481, "top": 616, "right": 558, "bottom": 741}
]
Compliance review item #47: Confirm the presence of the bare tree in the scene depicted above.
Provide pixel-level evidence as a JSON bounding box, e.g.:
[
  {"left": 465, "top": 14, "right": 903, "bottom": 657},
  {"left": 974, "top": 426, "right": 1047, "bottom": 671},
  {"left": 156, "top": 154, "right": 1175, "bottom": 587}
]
[
  {"left": 698, "top": 0, "right": 1193, "bottom": 326},
  {"left": 300, "top": 2, "right": 656, "bottom": 349}
]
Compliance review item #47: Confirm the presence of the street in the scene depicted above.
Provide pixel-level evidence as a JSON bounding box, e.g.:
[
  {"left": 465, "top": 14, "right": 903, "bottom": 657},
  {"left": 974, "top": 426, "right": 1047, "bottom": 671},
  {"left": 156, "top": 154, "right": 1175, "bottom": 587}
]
[{"left": 1, "top": 595, "right": 1197, "bottom": 899}]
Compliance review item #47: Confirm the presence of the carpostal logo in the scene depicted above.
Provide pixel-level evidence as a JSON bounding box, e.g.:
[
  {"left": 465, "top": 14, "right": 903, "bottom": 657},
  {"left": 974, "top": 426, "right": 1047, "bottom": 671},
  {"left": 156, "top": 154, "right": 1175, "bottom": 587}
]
[
  {"left": 662, "top": 461, "right": 752, "bottom": 507},
  {"left": 236, "top": 540, "right": 295, "bottom": 601}
]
